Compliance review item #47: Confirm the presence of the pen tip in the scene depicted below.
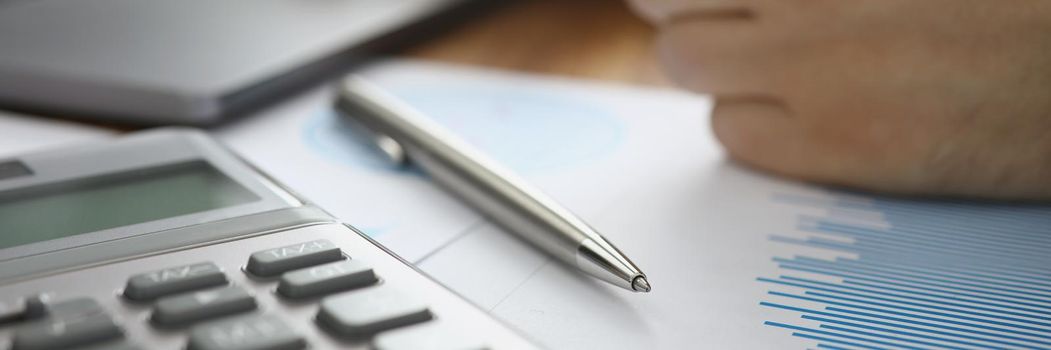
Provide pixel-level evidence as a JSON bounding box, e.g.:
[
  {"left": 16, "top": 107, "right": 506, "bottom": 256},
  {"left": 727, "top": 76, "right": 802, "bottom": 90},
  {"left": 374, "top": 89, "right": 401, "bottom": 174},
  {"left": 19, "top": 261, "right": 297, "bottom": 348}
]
[{"left": 632, "top": 276, "right": 652, "bottom": 293}]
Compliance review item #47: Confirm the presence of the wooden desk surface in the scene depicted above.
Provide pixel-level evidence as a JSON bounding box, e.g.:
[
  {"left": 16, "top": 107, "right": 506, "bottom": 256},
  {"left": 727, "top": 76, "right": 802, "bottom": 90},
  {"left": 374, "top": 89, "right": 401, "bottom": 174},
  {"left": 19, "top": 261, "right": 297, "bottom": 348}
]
[{"left": 407, "top": 0, "right": 670, "bottom": 86}]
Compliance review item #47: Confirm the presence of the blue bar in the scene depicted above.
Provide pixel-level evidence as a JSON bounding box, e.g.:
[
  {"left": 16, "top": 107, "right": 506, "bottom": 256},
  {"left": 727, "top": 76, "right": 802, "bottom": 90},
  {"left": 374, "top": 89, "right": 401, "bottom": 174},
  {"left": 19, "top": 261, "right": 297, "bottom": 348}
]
[
  {"left": 766, "top": 321, "right": 923, "bottom": 350},
  {"left": 770, "top": 292, "right": 1051, "bottom": 338},
  {"left": 761, "top": 302, "right": 1051, "bottom": 347},
  {"left": 760, "top": 276, "right": 1051, "bottom": 320}
]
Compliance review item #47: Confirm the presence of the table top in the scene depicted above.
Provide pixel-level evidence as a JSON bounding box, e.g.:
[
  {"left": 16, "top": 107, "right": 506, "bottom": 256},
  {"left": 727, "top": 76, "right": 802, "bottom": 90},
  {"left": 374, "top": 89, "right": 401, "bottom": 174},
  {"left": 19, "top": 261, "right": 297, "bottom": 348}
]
[{"left": 407, "top": 0, "right": 670, "bottom": 87}]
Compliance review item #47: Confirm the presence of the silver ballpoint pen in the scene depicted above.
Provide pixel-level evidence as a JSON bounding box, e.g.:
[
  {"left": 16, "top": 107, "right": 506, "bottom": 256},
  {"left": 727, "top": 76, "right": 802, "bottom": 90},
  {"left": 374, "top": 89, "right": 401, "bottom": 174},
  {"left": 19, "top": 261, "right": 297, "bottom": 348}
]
[{"left": 335, "top": 76, "right": 651, "bottom": 293}]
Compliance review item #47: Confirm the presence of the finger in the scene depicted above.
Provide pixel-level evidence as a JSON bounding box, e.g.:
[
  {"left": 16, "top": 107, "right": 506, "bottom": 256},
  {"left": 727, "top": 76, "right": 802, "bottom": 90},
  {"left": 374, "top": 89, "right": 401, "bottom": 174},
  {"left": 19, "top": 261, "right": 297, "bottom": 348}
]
[
  {"left": 657, "top": 19, "right": 780, "bottom": 95},
  {"left": 712, "top": 98, "right": 885, "bottom": 187},
  {"left": 713, "top": 99, "right": 899, "bottom": 193},
  {"left": 711, "top": 99, "right": 810, "bottom": 179}
]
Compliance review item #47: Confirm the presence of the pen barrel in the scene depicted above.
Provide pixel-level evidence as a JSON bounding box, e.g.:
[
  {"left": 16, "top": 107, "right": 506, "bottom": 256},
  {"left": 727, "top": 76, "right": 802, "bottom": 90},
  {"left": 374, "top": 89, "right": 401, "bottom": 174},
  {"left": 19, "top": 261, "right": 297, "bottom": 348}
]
[
  {"left": 407, "top": 143, "right": 588, "bottom": 259},
  {"left": 337, "top": 77, "right": 645, "bottom": 291}
]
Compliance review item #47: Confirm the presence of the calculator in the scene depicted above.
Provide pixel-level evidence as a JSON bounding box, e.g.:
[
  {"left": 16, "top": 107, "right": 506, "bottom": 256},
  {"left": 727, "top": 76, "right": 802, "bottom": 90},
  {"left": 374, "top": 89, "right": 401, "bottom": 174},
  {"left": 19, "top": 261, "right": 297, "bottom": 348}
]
[{"left": 0, "top": 128, "right": 538, "bottom": 350}]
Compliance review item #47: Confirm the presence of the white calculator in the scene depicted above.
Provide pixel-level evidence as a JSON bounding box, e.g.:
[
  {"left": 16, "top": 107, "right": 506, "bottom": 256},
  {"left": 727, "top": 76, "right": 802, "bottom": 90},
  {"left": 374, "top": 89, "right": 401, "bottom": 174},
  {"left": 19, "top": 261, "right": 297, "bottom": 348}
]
[{"left": 0, "top": 128, "right": 538, "bottom": 350}]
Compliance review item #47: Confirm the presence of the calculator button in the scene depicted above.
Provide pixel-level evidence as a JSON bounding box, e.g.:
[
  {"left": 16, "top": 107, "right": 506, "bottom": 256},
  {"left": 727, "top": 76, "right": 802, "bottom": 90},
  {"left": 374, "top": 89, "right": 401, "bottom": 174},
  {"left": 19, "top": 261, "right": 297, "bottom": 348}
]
[
  {"left": 0, "top": 295, "right": 46, "bottom": 324},
  {"left": 373, "top": 323, "right": 488, "bottom": 350},
  {"left": 21, "top": 296, "right": 47, "bottom": 320},
  {"left": 124, "top": 262, "right": 227, "bottom": 301},
  {"left": 317, "top": 286, "right": 432, "bottom": 337},
  {"left": 245, "top": 239, "right": 343, "bottom": 277},
  {"left": 12, "top": 310, "right": 122, "bottom": 350},
  {"left": 48, "top": 297, "right": 104, "bottom": 318},
  {"left": 276, "top": 260, "right": 377, "bottom": 299},
  {"left": 151, "top": 286, "right": 256, "bottom": 327},
  {"left": 187, "top": 314, "right": 306, "bottom": 350}
]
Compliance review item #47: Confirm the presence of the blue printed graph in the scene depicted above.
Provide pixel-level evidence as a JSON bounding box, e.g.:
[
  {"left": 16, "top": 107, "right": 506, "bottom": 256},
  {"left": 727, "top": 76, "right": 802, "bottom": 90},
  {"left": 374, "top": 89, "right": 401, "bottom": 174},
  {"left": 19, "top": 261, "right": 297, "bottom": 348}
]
[
  {"left": 760, "top": 194, "right": 1051, "bottom": 349},
  {"left": 302, "top": 83, "right": 623, "bottom": 174}
]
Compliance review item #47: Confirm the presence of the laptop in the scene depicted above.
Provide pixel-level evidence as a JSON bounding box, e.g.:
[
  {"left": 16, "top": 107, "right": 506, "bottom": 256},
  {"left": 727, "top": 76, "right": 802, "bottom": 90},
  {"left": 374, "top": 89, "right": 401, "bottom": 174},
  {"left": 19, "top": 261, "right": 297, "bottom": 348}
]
[{"left": 0, "top": 0, "right": 483, "bottom": 125}]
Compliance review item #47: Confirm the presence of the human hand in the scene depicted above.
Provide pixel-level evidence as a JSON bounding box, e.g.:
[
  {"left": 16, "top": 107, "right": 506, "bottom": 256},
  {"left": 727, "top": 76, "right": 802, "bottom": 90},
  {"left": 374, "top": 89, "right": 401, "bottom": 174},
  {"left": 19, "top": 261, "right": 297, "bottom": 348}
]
[{"left": 631, "top": 0, "right": 1051, "bottom": 200}]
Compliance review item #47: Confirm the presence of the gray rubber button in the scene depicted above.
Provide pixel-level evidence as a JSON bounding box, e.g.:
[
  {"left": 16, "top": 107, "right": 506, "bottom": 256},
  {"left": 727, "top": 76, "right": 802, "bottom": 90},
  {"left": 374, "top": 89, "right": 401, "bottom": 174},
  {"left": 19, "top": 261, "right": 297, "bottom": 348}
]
[
  {"left": 21, "top": 296, "right": 47, "bottom": 320},
  {"left": 47, "top": 297, "right": 103, "bottom": 318},
  {"left": 277, "top": 260, "right": 377, "bottom": 299},
  {"left": 124, "top": 262, "right": 227, "bottom": 301},
  {"left": 245, "top": 240, "right": 343, "bottom": 277},
  {"left": 188, "top": 314, "right": 306, "bottom": 350},
  {"left": 151, "top": 286, "right": 256, "bottom": 327},
  {"left": 12, "top": 306, "right": 122, "bottom": 350},
  {"left": 0, "top": 295, "right": 46, "bottom": 324},
  {"left": 317, "top": 286, "right": 432, "bottom": 337},
  {"left": 373, "top": 323, "right": 488, "bottom": 350}
]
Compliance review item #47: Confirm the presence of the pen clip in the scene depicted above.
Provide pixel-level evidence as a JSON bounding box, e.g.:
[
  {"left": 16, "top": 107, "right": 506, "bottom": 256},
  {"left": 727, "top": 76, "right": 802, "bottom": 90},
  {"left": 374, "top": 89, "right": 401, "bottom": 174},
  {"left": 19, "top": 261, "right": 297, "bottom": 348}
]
[{"left": 333, "top": 88, "right": 409, "bottom": 167}]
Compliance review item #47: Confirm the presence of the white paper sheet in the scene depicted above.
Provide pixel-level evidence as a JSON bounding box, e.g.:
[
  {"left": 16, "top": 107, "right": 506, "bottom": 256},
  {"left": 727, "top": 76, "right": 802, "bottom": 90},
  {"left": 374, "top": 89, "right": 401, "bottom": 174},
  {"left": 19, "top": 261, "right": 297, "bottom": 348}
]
[
  {"left": 214, "top": 60, "right": 1051, "bottom": 349},
  {"left": 214, "top": 60, "right": 829, "bottom": 348}
]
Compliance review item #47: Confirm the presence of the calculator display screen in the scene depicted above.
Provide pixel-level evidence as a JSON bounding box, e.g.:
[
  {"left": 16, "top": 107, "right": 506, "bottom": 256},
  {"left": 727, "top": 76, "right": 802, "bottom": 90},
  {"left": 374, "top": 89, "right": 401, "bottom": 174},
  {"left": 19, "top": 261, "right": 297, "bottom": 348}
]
[{"left": 0, "top": 161, "right": 259, "bottom": 250}]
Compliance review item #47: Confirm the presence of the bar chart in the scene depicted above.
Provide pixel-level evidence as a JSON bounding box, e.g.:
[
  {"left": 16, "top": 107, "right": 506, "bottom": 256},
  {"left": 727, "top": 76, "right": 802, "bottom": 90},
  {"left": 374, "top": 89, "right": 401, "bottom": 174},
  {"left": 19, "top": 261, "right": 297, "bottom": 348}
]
[{"left": 761, "top": 194, "right": 1051, "bottom": 349}]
